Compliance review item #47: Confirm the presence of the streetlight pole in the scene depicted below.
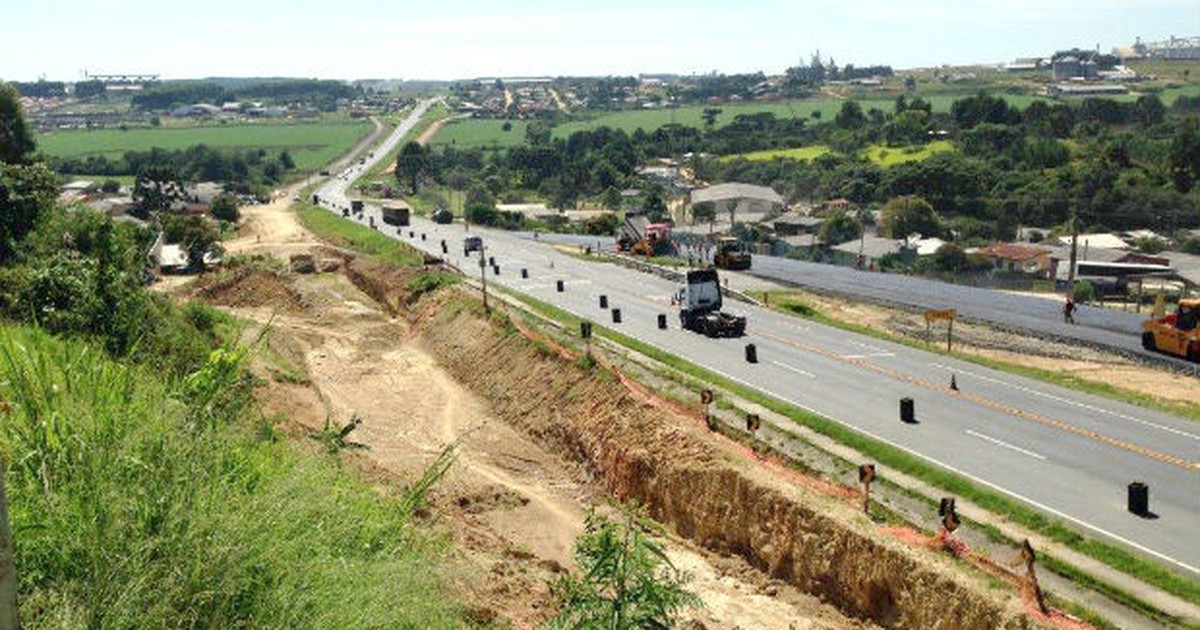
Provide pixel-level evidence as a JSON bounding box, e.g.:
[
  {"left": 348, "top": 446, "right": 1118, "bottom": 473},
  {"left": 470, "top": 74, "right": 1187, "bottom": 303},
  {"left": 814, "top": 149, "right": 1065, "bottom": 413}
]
[{"left": 479, "top": 243, "right": 489, "bottom": 314}]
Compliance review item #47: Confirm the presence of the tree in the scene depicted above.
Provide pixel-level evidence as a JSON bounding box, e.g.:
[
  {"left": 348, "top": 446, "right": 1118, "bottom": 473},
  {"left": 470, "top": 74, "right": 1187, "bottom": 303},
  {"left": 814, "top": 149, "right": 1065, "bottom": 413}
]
[
  {"left": 701, "top": 107, "right": 722, "bottom": 130},
  {"left": 583, "top": 212, "right": 619, "bottom": 236},
  {"left": 0, "top": 162, "right": 58, "bottom": 262},
  {"left": 395, "top": 141, "right": 429, "bottom": 194},
  {"left": 162, "top": 213, "right": 220, "bottom": 271},
  {"left": 642, "top": 188, "right": 668, "bottom": 223},
  {"left": 132, "top": 165, "right": 184, "bottom": 219},
  {"left": 0, "top": 83, "right": 37, "bottom": 164},
  {"left": 835, "top": 100, "right": 866, "bottom": 130},
  {"left": 930, "top": 242, "right": 968, "bottom": 272},
  {"left": 1170, "top": 118, "right": 1200, "bottom": 193},
  {"left": 101, "top": 179, "right": 121, "bottom": 194},
  {"left": 209, "top": 192, "right": 240, "bottom": 223},
  {"left": 817, "top": 210, "right": 862, "bottom": 245},
  {"left": 550, "top": 509, "right": 699, "bottom": 629},
  {"left": 691, "top": 201, "right": 717, "bottom": 228},
  {"left": 601, "top": 186, "right": 622, "bottom": 211},
  {"left": 525, "top": 121, "right": 553, "bottom": 147},
  {"left": 880, "top": 195, "right": 940, "bottom": 239}
]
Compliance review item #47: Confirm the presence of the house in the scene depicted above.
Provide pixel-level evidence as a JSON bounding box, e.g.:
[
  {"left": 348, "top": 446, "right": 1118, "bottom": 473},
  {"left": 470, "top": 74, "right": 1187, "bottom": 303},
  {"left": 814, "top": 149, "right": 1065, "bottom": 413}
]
[
  {"left": 971, "top": 243, "right": 1054, "bottom": 275},
  {"left": 1055, "top": 233, "right": 1129, "bottom": 251},
  {"left": 88, "top": 196, "right": 136, "bottom": 217},
  {"left": 171, "top": 103, "right": 221, "bottom": 117},
  {"left": 815, "top": 198, "right": 851, "bottom": 214},
  {"left": 689, "top": 182, "right": 785, "bottom": 228},
  {"left": 772, "top": 213, "right": 824, "bottom": 236},
  {"left": 1045, "top": 84, "right": 1129, "bottom": 97},
  {"left": 186, "top": 181, "right": 225, "bottom": 205},
  {"left": 911, "top": 236, "right": 948, "bottom": 257},
  {"left": 830, "top": 235, "right": 913, "bottom": 269}
]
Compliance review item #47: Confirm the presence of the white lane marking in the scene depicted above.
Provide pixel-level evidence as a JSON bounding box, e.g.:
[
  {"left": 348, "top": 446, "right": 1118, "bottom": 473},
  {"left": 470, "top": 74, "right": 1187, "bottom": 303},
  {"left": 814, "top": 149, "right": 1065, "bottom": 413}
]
[
  {"left": 770, "top": 360, "right": 815, "bottom": 378},
  {"left": 930, "top": 362, "right": 1200, "bottom": 442},
  {"left": 695, "top": 362, "right": 1200, "bottom": 576},
  {"left": 965, "top": 429, "right": 1047, "bottom": 460},
  {"left": 841, "top": 352, "right": 894, "bottom": 360}
]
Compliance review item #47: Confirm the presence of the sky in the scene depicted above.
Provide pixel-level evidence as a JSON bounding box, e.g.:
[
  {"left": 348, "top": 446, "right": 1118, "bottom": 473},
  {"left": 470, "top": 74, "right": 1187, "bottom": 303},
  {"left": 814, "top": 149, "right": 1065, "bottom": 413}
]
[{"left": 3, "top": 0, "right": 1197, "bottom": 82}]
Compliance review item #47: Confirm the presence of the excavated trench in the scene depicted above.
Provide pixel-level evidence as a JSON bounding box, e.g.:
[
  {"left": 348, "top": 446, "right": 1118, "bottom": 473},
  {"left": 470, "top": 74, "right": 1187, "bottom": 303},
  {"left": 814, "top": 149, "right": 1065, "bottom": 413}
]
[{"left": 395, "top": 285, "right": 1041, "bottom": 630}]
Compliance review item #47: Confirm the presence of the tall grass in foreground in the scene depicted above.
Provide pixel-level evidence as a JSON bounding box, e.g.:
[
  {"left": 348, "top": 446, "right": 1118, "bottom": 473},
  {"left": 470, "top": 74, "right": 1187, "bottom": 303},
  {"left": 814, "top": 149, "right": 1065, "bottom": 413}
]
[{"left": 0, "top": 324, "right": 461, "bottom": 628}]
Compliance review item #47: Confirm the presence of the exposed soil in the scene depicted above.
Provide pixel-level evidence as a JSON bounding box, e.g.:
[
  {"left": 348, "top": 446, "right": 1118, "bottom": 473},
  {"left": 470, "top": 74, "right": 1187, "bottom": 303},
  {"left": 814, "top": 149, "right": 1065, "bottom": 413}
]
[
  {"left": 200, "top": 198, "right": 879, "bottom": 629},
  {"left": 779, "top": 289, "right": 1198, "bottom": 407},
  {"left": 170, "top": 185, "right": 1196, "bottom": 627}
]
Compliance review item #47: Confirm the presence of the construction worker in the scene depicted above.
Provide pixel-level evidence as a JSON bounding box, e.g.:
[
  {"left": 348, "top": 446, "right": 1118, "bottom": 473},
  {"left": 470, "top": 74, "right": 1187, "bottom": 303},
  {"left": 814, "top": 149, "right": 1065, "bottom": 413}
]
[{"left": 1063, "top": 297, "right": 1076, "bottom": 324}]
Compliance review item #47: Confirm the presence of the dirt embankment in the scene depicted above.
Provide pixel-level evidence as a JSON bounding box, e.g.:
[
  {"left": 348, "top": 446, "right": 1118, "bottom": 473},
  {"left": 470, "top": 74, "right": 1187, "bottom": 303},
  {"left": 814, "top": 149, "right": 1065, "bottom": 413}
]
[{"left": 406, "top": 287, "right": 1041, "bottom": 629}]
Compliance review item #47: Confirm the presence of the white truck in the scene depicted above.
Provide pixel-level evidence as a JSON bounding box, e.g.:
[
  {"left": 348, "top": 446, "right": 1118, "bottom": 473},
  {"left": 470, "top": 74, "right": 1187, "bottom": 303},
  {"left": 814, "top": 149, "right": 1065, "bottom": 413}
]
[{"left": 678, "top": 269, "right": 746, "bottom": 337}]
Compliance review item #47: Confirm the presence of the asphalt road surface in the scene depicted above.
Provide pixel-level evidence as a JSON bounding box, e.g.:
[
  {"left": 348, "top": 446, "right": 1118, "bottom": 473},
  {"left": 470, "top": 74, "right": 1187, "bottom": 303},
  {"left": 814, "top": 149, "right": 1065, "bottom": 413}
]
[{"left": 312, "top": 103, "right": 1200, "bottom": 578}]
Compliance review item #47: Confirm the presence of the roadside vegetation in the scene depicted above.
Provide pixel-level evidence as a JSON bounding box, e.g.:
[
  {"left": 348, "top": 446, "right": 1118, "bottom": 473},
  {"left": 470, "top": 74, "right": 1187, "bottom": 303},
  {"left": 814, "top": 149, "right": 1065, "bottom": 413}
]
[
  {"left": 0, "top": 324, "right": 462, "bottom": 628},
  {"left": 0, "top": 82, "right": 470, "bottom": 628}
]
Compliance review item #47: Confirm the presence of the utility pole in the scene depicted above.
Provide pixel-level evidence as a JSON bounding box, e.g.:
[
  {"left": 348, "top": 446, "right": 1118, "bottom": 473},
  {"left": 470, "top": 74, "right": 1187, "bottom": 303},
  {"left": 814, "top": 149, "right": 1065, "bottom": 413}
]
[
  {"left": 478, "top": 244, "right": 489, "bottom": 314},
  {"left": 1067, "top": 200, "right": 1079, "bottom": 301}
]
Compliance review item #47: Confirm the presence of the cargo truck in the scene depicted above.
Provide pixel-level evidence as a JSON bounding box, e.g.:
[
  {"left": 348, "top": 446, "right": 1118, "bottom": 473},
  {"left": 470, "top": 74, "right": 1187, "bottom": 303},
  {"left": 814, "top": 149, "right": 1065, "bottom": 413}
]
[{"left": 382, "top": 205, "right": 410, "bottom": 227}]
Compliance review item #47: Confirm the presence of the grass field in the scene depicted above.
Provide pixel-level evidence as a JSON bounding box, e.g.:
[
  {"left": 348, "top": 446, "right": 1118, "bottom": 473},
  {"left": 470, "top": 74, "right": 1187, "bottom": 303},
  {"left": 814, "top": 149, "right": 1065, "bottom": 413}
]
[
  {"left": 726, "top": 140, "right": 953, "bottom": 166},
  {"left": 730, "top": 145, "right": 834, "bottom": 162},
  {"left": 37, "top": 120, "right": 373, "bottom": 172},
  {"left": 431, "top": 117, "right": 530, "bottom": 149},
  {"left": 862, "top": 140, "right": 955, "bottom": 165},
  {"left": 430, "top": 93, "right": 1050, "bottom": 150}
]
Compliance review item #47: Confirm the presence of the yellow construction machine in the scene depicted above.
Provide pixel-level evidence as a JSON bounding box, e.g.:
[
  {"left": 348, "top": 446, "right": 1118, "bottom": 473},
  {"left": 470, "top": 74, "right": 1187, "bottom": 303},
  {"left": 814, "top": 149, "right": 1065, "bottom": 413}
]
[{"left": 1141, "top": 297, "right": 1200, "bottom": 361}]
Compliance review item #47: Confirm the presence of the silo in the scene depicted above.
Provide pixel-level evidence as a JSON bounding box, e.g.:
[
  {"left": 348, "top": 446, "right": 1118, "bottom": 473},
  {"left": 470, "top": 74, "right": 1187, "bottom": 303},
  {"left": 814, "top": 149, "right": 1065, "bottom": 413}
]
[
  {"left": 1053, "top": 56, "right": 1080, "bottom": 81},
  {"left": 1081, "top": 59, "right": 1098, "bottom": 80}
]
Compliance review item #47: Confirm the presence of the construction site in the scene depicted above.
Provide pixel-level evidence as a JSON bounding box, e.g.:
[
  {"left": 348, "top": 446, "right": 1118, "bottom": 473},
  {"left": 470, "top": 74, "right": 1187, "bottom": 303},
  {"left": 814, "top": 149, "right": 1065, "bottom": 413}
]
[{"left": 158, "top": 184, "right": 1200, "bottom": 629}]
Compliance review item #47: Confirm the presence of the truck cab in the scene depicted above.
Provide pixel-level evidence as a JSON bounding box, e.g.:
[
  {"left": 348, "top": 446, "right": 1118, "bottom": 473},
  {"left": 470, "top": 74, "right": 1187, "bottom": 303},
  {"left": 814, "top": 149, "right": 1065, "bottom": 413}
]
[
  {"left": 678, "top": 268, "right": 745, "bottom": 337},
  {"left": 463, "top": 236, "right": 483, "bottom": 256}
]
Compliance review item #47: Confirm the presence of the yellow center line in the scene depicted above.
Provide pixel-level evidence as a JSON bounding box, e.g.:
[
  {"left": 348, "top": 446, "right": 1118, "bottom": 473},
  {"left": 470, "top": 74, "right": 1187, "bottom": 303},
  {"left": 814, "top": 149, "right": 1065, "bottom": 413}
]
[{"left": 753, "top": 328, "right": 1200, "bottom": 472}]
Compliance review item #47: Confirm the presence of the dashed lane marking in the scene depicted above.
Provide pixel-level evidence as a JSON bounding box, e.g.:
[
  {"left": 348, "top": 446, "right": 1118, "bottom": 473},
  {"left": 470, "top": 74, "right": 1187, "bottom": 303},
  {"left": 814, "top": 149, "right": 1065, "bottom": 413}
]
[
  {"left": 753, "top": 328, "right": 1200, "bottom": 471},
  {"left": 965, "top": 429, "right": 1047, "bottom": 460}
]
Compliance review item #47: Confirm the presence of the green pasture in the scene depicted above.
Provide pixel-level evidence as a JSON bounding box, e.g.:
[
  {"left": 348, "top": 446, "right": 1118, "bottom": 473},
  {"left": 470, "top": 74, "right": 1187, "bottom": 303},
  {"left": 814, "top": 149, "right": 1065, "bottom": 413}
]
[
  {"left": 430, "top": 93, "right": 1051, "bottom": 150},
  {"left": 862, "top": 140, "right": 955, "bottom": 165},
  {"left": 725, "top": 139, "right": 953, "bottom": 166},
  {"left": 37, "top": 121, "right": 373, "bottom": 172},
  {"left": 431, "top": 117, "right": 529, "bottom": 149}
]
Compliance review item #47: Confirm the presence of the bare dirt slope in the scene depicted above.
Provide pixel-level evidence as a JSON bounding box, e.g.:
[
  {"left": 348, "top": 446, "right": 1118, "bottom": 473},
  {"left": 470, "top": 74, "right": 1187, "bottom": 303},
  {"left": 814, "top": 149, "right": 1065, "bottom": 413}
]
[{"left": 206, "top": 198, "right": 871, "bottom": 629}]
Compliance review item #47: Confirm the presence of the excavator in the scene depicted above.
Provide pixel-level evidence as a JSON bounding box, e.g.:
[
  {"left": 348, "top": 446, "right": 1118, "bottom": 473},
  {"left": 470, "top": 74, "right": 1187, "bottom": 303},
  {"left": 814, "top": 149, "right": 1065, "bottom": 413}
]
[{"left": 712, "top": 235, "right": 751, "bottom": 270}]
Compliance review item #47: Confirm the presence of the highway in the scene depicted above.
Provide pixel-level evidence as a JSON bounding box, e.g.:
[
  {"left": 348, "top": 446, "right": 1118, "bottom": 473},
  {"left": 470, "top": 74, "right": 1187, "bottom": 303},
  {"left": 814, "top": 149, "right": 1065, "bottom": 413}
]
[{"left": 313, "top": 100, "right": 1200, "bottom": 578}]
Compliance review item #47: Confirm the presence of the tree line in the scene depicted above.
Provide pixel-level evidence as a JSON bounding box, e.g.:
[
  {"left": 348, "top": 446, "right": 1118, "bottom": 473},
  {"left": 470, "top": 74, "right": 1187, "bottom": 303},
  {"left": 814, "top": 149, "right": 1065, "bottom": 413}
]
[
  {"left": 52, "top": 145, "right": 296, "bottom": 193},
  {"left": 399, "top": 88, "right": 1199, "bottom": 248},
  {"left": 131, "top": 79, "right": 358, "bottom": 111}
]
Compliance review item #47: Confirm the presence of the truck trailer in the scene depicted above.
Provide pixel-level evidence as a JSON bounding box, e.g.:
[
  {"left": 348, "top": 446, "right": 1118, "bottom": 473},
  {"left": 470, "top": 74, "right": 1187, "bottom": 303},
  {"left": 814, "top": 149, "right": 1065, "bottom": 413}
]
[{"left": 382, "top": 205, "right": 410, "bottom": 227}]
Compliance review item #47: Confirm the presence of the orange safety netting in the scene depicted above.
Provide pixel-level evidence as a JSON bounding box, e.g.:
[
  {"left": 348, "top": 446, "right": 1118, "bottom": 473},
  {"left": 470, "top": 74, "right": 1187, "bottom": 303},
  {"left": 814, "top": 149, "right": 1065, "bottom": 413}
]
[
  {"left": 881, "top": 526, "right": 1097, "bottom": 630},
  {"left": 509, "top": 314, "right": 1094, "bottom": 629}
]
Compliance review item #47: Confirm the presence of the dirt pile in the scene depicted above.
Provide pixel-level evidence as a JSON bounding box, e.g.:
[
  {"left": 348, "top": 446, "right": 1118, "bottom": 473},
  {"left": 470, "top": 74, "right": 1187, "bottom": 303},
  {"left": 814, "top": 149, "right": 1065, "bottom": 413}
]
[
  {"left": 412, "top": 292, "right": 1040, "bottom": 629},
  {"left": 195, "top": 266, "right": 309, "bottom": 312}
]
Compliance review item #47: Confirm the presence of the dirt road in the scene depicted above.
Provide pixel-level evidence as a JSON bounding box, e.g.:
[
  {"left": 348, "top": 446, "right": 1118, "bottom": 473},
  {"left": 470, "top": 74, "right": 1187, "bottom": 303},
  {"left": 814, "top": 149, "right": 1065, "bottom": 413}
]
[{"left": 209, "top": 197, "right": 868, "bottom": 628}]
